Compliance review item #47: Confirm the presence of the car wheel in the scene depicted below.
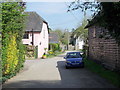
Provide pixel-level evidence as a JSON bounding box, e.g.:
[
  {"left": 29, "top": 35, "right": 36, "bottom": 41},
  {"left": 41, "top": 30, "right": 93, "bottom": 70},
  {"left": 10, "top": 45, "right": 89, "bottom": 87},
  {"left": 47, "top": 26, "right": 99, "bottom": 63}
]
[
  {"left": 81, "top": 62, "right": 84, "bottom": 68},
  {"left": 66, "top": 66, "right": 69, "bottom": 69}
]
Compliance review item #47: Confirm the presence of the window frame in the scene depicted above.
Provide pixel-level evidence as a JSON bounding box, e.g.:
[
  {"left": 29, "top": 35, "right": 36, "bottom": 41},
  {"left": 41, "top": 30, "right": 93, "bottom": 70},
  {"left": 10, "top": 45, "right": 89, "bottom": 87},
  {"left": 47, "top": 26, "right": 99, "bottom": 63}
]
[{"left": 23, "top": 33, "right": 29, "bottom": 39}]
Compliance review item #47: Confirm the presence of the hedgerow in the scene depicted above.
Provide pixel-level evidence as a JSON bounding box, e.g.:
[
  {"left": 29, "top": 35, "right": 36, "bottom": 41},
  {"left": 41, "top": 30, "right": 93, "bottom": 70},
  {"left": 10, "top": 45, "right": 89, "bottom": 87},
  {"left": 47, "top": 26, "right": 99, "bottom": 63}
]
[
  {"left": 49, "top": 43, "right": 61, "bottom": 52},
  {"left": 1, "top": 2, "right": 26, "bottom": 82}
]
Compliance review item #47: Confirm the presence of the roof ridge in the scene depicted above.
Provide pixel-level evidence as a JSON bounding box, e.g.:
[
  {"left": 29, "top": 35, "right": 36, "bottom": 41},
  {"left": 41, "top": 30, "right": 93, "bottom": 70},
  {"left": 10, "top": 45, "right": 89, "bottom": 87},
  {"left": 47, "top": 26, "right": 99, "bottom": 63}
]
[{"left": 25, "top": 11, "right": 47, "bottom": 23}]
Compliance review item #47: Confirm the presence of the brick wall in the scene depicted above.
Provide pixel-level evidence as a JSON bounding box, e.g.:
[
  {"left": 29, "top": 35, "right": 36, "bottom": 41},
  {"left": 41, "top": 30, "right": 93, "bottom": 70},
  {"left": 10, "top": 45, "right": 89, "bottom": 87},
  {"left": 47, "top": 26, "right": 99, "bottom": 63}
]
[{"left": 88, "top": 25, "right": 120, "bottom": 71}]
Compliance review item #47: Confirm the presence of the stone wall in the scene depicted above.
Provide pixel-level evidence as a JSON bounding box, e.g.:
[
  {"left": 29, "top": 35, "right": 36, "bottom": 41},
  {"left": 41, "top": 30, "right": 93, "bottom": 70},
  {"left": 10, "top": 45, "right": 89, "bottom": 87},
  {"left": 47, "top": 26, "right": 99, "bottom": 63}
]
[{"left": 88, "top": 25, "right": 120, "bottom": 71}]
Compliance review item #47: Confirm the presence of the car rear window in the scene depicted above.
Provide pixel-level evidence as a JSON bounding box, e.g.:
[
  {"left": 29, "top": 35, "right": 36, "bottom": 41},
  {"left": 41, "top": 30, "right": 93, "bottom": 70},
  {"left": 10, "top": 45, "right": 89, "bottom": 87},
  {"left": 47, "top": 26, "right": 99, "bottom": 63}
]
[{"left": 66, "top": 52, "right": 82, "bottom": 58}]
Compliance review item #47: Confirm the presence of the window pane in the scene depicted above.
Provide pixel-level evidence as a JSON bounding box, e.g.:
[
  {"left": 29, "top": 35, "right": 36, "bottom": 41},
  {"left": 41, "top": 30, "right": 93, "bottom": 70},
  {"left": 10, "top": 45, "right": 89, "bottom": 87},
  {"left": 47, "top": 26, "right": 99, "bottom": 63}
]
[{"left": 23, "top": 33, "right": 29, "bottom": 39}]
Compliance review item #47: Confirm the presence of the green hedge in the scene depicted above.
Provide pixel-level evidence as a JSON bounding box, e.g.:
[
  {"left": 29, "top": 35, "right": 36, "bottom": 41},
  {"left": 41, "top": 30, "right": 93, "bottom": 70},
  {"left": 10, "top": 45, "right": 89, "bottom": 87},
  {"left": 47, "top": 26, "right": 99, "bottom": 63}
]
[
  {"left": 2, "top": 33, "right": 19, "bottom": 75},
  {"left": 1, "top": 2, "right": 26, "bottom": 83},
  {"left": 49, "top": 43, "right": 61, "bottom": 52}
]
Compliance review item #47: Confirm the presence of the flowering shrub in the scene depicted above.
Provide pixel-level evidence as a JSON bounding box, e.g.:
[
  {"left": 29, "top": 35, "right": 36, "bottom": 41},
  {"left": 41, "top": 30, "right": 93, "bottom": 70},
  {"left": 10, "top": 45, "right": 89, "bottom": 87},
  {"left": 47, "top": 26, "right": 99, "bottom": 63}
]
[
  {"left": 49, "top": 43, "right": 61, "bottom": 52},
  {"left": 48, "top": 51, "right": 54, "bottom": 55},
  {"left": 4, "top": 33, "right": 18, "bottom": 75}
]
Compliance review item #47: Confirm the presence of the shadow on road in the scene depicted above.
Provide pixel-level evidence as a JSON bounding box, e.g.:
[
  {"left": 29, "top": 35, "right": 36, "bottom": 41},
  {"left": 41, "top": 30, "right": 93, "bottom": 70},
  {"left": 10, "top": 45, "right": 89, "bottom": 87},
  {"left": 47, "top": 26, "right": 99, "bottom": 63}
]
[
  {"left": 3, "top": 80, "right": 61, "bottom": 88},
  {"left": 56, "top": 61, "right": 116, "bottom": 88},
  {"left": 3, "top": 60, "right": 116, "bottom": 89}
]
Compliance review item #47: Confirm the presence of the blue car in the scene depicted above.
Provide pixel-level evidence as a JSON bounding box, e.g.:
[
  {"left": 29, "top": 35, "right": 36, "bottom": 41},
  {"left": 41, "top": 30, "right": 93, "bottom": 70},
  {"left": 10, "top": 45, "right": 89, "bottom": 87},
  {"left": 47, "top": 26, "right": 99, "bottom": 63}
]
[{"left": 64, "top": 52, "right": 84, "bottom": 69}]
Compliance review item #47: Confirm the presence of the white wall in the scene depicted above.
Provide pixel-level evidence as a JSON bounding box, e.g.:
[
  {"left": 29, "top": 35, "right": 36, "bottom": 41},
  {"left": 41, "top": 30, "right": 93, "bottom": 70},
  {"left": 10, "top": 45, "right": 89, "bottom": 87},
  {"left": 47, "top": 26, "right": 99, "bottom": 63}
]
[
  {"left": 36, "top": 22, "right": 49, "bottom": 58},
  {"left": 75, "top": 37, "right": 84, "bottom": 50},
  {"left": 78, "top": 40, "right": 84, "bottom": 49},
  {"left": 22, "top": 22, "right": 49, "bottom": 58}
]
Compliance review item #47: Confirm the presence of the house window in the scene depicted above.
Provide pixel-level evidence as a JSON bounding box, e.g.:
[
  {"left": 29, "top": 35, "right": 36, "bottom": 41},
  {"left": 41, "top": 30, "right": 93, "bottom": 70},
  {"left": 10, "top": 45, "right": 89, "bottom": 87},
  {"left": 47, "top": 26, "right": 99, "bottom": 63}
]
[{"left": 23, "top": 33, "right": 29, "bottom": 39}]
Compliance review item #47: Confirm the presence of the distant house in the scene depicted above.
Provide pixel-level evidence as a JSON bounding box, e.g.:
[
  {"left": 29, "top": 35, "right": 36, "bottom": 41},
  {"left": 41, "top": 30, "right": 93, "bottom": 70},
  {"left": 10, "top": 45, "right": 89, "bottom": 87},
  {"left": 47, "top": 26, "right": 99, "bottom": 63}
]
[
  {"left": 85, "top": 14, "right": 120, "bottom": 71},
  {"left": 49, "top": 32, "right": 59, "bottom": 44},
  {"left": 22, "top": 12, "right": 49, "bottom": 58},
  {"left": 70, "top": 35, "right": 84, "bottom": 50},
  {"left": 49, "top": 32, "right": 59, "bottom": 50}
]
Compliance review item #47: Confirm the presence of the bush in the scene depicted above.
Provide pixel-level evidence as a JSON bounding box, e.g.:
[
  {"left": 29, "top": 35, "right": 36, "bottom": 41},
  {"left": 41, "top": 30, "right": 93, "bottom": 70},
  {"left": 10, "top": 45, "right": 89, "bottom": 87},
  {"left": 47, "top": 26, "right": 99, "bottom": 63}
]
[
  {"left": 15, "top": 43, "right": 25, "bottom": 72},
  {"left": 49, "top": 43, "right": 61, "bottom": 52},
  {"left": 2, "top": 33, "right": 19, "bottom": 75},
  {"left": 25, "top": 45, "right": 35, "bottom": 58},
  {"left": 48, "top": 50, "right": 54, "bottom": 55}
]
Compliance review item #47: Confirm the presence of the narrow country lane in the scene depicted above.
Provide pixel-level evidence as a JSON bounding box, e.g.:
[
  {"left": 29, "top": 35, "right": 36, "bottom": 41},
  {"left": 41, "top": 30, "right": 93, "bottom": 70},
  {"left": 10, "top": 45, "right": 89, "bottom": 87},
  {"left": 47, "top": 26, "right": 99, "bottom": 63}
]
[{"left": 3, "top": 52, "right": 116, "bottom": 88}]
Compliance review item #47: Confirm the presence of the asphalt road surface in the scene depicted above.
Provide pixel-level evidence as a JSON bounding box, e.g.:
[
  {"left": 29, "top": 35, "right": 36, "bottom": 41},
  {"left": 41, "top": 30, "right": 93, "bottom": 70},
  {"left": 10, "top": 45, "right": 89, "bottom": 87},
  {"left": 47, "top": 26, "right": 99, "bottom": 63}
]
[{"left": 2, "top": 51, "right": 116, "bottom": 88}]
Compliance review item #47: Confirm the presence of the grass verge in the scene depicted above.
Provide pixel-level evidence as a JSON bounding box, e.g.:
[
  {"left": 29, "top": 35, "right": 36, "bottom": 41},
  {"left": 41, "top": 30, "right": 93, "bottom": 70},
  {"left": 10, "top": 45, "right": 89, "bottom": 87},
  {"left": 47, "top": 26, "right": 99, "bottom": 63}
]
[{"left": 84, "top": 58, "right": 120, "bottom": 88}]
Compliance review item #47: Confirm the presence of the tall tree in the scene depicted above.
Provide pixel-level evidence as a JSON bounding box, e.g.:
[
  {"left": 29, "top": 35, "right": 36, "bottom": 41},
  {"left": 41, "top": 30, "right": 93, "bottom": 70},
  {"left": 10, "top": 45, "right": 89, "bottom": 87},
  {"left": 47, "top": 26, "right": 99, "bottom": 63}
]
[
  {"left": 52, "top": 29, "right": 70, "bottom": 45},
  {"left": 54, "top": 29, "right": 63, "bottom": 41}
]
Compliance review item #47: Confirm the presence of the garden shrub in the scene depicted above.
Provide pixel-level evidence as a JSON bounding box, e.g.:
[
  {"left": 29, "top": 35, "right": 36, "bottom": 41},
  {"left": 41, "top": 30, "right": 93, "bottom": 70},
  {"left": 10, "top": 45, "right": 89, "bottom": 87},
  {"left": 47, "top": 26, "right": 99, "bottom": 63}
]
[
  {"left": 48, "top": 51, "right": 54, "bottom": 55},
  {"left": 25, "top": 45, "right": 35, "bottom": 58},
  {"left": 3, "top": 33, "right": 18, "bottom": 75},
  {"left": 49, "top": 43, "right": 61, "bottom": 52},
  {"left": 15, "top": 43, "right": 25, "bottom": 73}
]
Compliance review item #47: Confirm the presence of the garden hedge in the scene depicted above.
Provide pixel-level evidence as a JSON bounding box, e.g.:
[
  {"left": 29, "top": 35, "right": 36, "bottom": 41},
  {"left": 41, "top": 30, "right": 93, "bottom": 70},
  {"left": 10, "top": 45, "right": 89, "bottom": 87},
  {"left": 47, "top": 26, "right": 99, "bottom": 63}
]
[
  {"left": 49, "top": 43, "right": 61, "bottom": 52},
  {"left": 1, "top": 2, "right": 26, "bottom": 82}
]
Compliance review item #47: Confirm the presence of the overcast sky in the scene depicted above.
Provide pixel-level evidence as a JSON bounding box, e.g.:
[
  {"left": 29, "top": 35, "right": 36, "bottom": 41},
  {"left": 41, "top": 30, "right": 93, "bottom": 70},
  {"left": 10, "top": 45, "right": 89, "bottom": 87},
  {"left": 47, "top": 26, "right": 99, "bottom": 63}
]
[{"left": 26, "top": 2, "right": 93, "bottom": 31}]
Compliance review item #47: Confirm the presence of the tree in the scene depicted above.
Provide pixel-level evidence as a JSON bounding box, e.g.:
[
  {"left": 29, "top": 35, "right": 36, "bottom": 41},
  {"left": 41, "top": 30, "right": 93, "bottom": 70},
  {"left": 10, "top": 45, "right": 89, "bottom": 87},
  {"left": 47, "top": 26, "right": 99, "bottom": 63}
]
[
  {"left": 71, "top": 19, "right": 88, "bottom": 44},
  {"left": 54, "top": 29, "right": 63, "bottom": 41},
  {"left": 52, "top": 29, "right": 70, "bottom": 45},
  {"left": 68, "top": 1, "right": 120, "bottom": 44},
  {"left": 61, "top": 31, "right": 68, "bottom": 45},
  {"left": 48, "top": 27, "right": 52, "bottom": 32}
]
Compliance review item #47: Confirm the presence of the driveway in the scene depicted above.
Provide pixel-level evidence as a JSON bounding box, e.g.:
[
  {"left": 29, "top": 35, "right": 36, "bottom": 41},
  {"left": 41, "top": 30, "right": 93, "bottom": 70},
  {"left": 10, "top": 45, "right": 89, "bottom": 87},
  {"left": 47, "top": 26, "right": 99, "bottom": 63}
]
[{"left": 2, "top": 51, "right": 116, "bottom": 88}]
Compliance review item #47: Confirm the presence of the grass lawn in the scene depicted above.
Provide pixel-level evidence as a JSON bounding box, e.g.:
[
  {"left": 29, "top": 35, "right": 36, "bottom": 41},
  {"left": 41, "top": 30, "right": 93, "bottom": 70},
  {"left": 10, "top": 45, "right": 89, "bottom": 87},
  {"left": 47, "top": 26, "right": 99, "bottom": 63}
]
[{"left": 84, "top": 58, "right": 120, "bottom": 88}]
